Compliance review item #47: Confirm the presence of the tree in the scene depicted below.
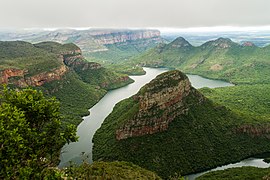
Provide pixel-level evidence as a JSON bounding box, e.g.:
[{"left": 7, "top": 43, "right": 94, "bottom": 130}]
[{"left": 0, "top": 86, "right": 77, "bottom": 179}]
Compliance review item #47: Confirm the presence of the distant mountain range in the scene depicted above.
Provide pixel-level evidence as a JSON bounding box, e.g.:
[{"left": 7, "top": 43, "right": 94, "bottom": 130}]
[
  {"left": 0, "top": 29, "right": 163, "bottom": 60},
  {"left": 131, "top": 37, "right": 270, "bottom": 84}
]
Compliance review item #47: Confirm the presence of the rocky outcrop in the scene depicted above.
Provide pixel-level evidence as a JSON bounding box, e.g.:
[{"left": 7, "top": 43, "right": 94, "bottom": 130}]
[
  {"left": 242, "top": 41, "right": 255, "bottom": 47},
  {"left": 0, "top": 69, "right": 26, "bottom": 84},
  {"left": 116, "top": 70, "right": 205, "bottom": 140},
  {"left": 1, "top": 65, "right": 68, "bottom": 87},
  {"left": 235, "top": 124, "right": 270, "bottom": 138},
  {"left": 100, "top": 76, "right": 130, "bottom": 89}
]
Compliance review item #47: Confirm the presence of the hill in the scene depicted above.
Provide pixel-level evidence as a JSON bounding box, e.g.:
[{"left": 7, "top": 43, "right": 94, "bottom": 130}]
[
  {"left": 131, "top": 37, "right": 270, "bottom": 84},
  {"left": 65, "top": 161, "right": 162, "bottom": 179},
  {"left": 93, "top": 70, "right": 270, "bottom": 178},
  {"left": 0, "top": 41, "right": 133, "bottom": 125}
]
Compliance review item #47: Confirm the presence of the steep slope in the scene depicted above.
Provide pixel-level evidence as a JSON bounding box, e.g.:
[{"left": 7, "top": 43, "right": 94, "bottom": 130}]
[
  {"left": 0, "top": 41, "right": 133, "bottom": 125},
  {"left": 132, "top": 37, "right": 270, "bottom": 84},
  {"left": 93, "top": 70, "right": 270, "bottom": 178}
]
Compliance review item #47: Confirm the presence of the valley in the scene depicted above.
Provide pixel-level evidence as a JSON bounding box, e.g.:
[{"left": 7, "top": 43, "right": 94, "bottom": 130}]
[{"left": 1, "top": 28, "right": 270, "bottom": 179}]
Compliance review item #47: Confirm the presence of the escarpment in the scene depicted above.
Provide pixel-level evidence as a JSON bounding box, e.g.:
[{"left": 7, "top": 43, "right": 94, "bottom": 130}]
[
  {"left": 116, "top": 70, "right": 205, "bottom": 140},
  {"left": 0, "top": 65, "right": 68, "bottom": 87},
  {"left": 0, "top": 41, "right": 132, "bottom": 91}
]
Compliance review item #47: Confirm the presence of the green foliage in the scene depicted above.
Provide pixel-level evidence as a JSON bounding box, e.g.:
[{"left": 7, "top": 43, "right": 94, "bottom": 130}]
[
  {"left": 64, "top": 161, "right": 162, "bottom": 179},
  {"left": 0, "top": 86, "right": 77, "bottom": 179},
  {"left": 200, "top": 84, "right": 270, "bottom": 121},
  {"left": 93, "top": 73, "right": 270, "bottom": 178},
  {"left": 0, "top": 40, "right": 133, "bottom": 126},
  {"left": 0, "top": 41, "right": 63, "bottom": 76},
  {"left": 197, "top": 167, "right": 270, "bottom": 180},
  {"left": 85, "top": 38, "right": 161, "bottom": 64},
  {"left": 40, "top": 70, "right": 107, "bottom": 126},
  {"left": 130, "top": 37, "right": 270, "bottom": 84}
]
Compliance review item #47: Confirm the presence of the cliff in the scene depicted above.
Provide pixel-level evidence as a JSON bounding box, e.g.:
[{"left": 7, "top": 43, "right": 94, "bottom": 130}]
[
  {"left": 92, "top": 30, "right": 161, "bottom": 45},
  {"left": 116, "top": 70, "right": 204, "bottom": 140}
]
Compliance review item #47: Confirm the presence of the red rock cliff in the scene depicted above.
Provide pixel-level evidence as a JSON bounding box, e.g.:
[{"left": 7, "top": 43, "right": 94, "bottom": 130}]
[{"left": 116, "top": 70, "right": 205, "bottom": 140}]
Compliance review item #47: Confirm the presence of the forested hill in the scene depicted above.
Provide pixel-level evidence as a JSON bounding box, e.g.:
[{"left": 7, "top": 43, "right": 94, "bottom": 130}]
[
  {"left": 93, "top": 70, "right": 270, "bottom": 178},
  {"left": 131, "top": 37, "right": 270, "bottom": 84},
  {"left": 0, "top": 41, "right": 133, "bottom": 125}
]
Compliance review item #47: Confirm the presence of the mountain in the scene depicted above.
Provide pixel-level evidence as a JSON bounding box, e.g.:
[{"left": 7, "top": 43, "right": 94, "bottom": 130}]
[
  {"left": 0, "top": 29, "right": 163, "bottom": 61},
  {"left": 93, "top": 70, "right": 270, "bottom": 178},
  {"left": 0, "top": 41, "right": 133, "bottom": 125},
  {"left": 131, "top": 37, "right": 270, "bottom": 84}
]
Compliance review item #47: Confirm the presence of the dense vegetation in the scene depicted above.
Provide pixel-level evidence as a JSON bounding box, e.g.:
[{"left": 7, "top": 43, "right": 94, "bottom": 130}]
[
  {"left": 65, "top": 161, "right": 162, "bottom": 179},
  {"left": 86, "top": 38, "right": 161, "bottom": 64},
  {"left": 39, "top": 70, "right": 106, "bottom": 126},
  {"left": 129, "top": 37, "right": 270, "bottom": 84},
  {"left": 200, "top": 84, "right": 270, "bottom": 121},
  {"left": 0, "top": 87, "right": 162, "bottom": 179},
  {"left": 0, "top": 41, "right": 63, "bottom": 76},
  {"left": 197, "top": 167, "right": 270, "bottom": 180},
  {"left": 0, "top": 41, "right": 133, "bottom": 125},
  {"left": 0, "top": 87, "right": 77, "bottom": 179},
  {"left": 93, "top": 71, "right": 270, "bottom": 178}
]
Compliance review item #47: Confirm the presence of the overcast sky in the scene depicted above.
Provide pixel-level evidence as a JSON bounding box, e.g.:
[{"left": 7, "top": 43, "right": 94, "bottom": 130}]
[{"left": 1, "top": 0, "right": 270, "bottom": 29}]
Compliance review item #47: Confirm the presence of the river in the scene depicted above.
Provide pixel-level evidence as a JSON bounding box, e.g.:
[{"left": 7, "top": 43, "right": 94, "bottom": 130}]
[{"left": 59, "top": 67, "right": 239, "bottom": 177}]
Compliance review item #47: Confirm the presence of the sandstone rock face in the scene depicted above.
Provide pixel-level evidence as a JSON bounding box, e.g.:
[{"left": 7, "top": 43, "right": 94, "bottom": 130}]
[
  {"left": 92, "top": 30, "right": 161, "bottom": 45},
  {"left": 0, "top": 69, "right": 25, "bottom": 84},
  {"left": 0, "top": 49, "right": 82, "bottom": 87},
  {"left": 0, "top": 65, "right": 68, "bottom": 87},
  {"left": 116, "top": 70, "right": 205, "bottom": 140}
]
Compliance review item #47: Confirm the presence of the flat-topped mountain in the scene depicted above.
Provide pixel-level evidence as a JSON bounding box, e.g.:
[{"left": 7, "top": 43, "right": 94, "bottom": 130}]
[
  {"left": 131, "top": 37, "right": 270, "bottom": 84},
  {"left": 93, "top": 70, "right": 270, "bottom": 178},
  {"left": 1, "top": 29, "right": 162, "bottom": 53}
]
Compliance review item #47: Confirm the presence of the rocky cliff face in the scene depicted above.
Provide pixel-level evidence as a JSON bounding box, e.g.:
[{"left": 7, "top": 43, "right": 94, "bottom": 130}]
[
  {"left": 92, "top": 30, "right": 161, "bottom": 45},
  {"left": 0, "top": 47, "right": 81, "bottom": 87},
  {"left": 0, "top": 65, "right": 68, "bottom": 88},
  {"left": 116, "top": 70, "right": 205, "bottom": 140}
]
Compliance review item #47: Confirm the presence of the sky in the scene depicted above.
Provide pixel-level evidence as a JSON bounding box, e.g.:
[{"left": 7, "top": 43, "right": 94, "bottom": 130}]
[{"left": 1, "top": 0, "right": 270, "bottom": 29}]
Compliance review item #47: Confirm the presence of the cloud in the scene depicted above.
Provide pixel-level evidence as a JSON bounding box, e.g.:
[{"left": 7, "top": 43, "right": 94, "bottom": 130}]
[{"left": 1, "top": 0, "right": 270, "bottom": 28}]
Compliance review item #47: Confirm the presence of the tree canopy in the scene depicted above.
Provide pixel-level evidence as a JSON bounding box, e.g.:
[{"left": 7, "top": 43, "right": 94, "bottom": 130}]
[{"left": 0, "top": 86, "right": 77, "bottom": 179}]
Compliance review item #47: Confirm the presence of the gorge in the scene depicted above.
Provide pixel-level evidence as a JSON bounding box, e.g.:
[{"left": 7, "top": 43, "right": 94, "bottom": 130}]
[{"left": 59, "top": 67, "right": 234, "bottom": 168}]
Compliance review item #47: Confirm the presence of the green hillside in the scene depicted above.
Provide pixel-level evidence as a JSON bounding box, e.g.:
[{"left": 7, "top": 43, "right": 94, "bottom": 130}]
[
  {"left": 93, "top": 70, "right": 270, "bottom": 178},
  {"left": 131, "top": 37, "right": 270, "bottom": 84},
  {"left": 65, "top": 161, "right": 162, "bottom": 179},
  {"left": 200, "top": 84, "right": 270, "bottom": 121},
  {"left": 0, "top": 41, "right": 133, "bottom": 125}
]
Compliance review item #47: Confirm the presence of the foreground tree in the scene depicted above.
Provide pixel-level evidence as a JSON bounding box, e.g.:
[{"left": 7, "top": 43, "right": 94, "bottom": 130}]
[{"left": 0, "top": 86, "right": 77, "bottom": 179}]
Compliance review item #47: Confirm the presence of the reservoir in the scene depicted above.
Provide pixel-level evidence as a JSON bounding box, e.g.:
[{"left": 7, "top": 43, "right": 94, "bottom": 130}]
[{"left": 59, "top": 67, "right": 234, "bottom": 168}]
